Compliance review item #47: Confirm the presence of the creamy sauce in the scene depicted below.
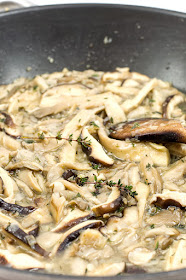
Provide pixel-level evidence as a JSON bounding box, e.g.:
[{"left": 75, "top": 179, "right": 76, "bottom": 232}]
[{"left": 0, "top": 67, "right": 185, "bottom": 276}]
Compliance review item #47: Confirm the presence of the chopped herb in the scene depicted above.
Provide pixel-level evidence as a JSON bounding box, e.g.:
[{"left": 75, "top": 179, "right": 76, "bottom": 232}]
[
  {"left": 77, "top": 136, "right": 91, "bottom": 148},
  {"left": 76, "top": 176, "right": 88, "bottom": 186},
  {"left": 110, "top": 117, "right": 114, "bottom": 124},
  {"left": 90, "top": 121, "right": 99, "bottom": 128},
  {"left": 78, "top": 119, "right": 81, "bottom": 123},
  {"left": 149, "top": 98, "right": 155, "bottom": 103},
  {"left": 146, "top": 163, "right": 151, "bottom": 170},
  {"left": 153, "top": 111, "right": 162, "bottom": 115},
  {"left": 107, "top": 180, "right": 116, "bottom": 187},
  {"left": 38, "top": 132, "right": 45, "bottom": 140},
  {"left": 131, "top": 122, "right": 140, "bottom": 129},
  {"left": 117, "top": 206, "right": 124, "bottom": 213},
  {"left": 56, "top": 131, "right": 62, "bottom": 140},
  {"left": 91, "top": 163, "right": 100, "bottom": 170},
  {"left": 150, "top": 224, "right": 155, "bottom": 229},
  {"left": 24, "top": 139, "right": 34, "bottom": 144},
  {"left": 73, "top": 192, "right": 81, "bottom": 199},
  {"left": 0, "top": 118, "right": 5, "bottom": 123},
  {"left": 91, "top": 74, "right": 99, "bottom": 78},
  {"left": 91, "top": 191, "right": 98, "bottom": 197},
  {"left": 174, "top": 224, "right": 185, "bottom": 229},
  {"left": 68, "top": 134, "right": 73, "bottom": 145},
  {"left": 155, "top": 241, "right": 159, "bottom": 250},
  {"left": 33, "top": 85, "right": 38, "bottom": 91}
]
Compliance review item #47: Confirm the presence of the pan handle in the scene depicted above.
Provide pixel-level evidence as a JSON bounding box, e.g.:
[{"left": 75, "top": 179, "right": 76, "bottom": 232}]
[{"left": 0, "top": 0, "right": 35, "bottom": 12}]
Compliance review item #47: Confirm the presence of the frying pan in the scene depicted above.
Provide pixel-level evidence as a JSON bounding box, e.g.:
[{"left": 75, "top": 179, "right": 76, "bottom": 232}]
[{"left": 0, "top": 3, "right": 186, "bottom": 280}]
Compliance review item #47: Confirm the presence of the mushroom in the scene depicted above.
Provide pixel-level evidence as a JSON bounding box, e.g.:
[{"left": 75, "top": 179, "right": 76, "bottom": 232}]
[
  {"left": 128, "top": 247, "right": 155, "bottom": 266},
  {"left": 165, "top": 239, "right": 186, "bottom": 271},
  {"left": 135, "top": 182, "right": 149, "bottom": 223},
  {"left": 81, "top": 126, "right": 114, "bottom": 166},
  {"left": 162, "top": 156, "right": 186, "bottom": 182},
  {"left": 56, "top": 220, "right": 104, "bottom": 253},
  {"left": 144, "top": 225, "right": 179, "bottom": 238},
  {"left": 98, "top": 122, "right": 170, "bottom": 166},
  {"left": 0, "top": 167, "right": 18, "bottom": 202},
  {"left": 52, "top": 209, "right": 93, "bottom": 233},
  {"left": 166, "top": 143, "right": 186, "bottom": 157},
  {"left": 162, "top": 94, "right": 185, "bottom": 119},
  {"left": 0, "top": 111, "right": 15, "bottom": 127},
  {"left": 0, "top": 249, "right": 45, "bottom": 270},
  {"left": 0, "top": 198, "right": 35, "bottom": 215},
  {"left": 121, "top": 78, "right": 157, "bottom": 113},
  {"left": 4, "top": 223, "right": 48, "bottom": 257},
  {"left": 92, "top": 187, "right": 121, "bottom": 216},
  {"left": 150, "top": 190, "right": 186, "bottom": 209},
  {"left": 109, "top": 118, "right": 186, "bottom": 144},
  {"left": 79, "top": 228, "right": 107, "bottom": 250},
  {"left": 146, "top": 208, "right": 182, "bottom": 227}
]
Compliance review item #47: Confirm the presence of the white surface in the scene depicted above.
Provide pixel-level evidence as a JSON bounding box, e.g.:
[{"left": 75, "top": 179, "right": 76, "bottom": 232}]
[{"left": 27, "top": 0, "right": 186, "bottom": 13}]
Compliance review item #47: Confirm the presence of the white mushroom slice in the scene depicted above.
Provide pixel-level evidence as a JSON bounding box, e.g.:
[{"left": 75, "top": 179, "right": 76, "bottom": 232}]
[
  {"left": 81, "top": 126, "right": 114, "bottom": 166},
  {"left": 166, "top": 143, "right": 186, "bottom": 156},
  {"left": 128, "top": 247, "right": 155, "bottom": 265},
  {"left": 36, "top": 232, "right": 63, "bottom": 250},
  {"left": 21, "top": 207, "right": 53, "bottom": 228},
  {"left": 54, "top": 220, "right": 104, "bottom": 254},
  {"left": 40, "top": 83, "right": 89, "bottom": 107},
  {"left": 150, "top": 190, "right": 186, "bottom": 208},
  {"left": 80, "top": 229, "right": 107, "bottom": 250},
  {"left": 121, "top": 78, "right": 157, "bottom": 113},
  {"left": 144, "top": 225, "right": 179, "bottom": 238},
  {"left": 52, "top": 209, "right": 92, "bottom": 233},
  {"left": 135, "top": 182, "right": 149, "bottom": 223},
  {"left": 5, "top": 149, "right": 44, "bottom": 171},
  {"left": 87, "top": 262, "right": 125, "bottom": 276},
  {"left": 163, "top": 94, "right": 185, "bottom": 119},
  {"left": 146, "top": 208, "right": 182, "bottom": 227},
  {"left": 139, "top": 156, "right": 163, "bottom": 194},
  {"left": 50, "top": 192, "right": 66, "bottom": 223},
  {"left": 104, "top": 97, "right": 126, "bottom": 123},
  {"left": 33, "top": 75, "right": 48, "bottom": 91},
  {"left": 162, "top": 157, "right": 186, "bottom": 182},
  {"left": 0, "top": 212, "right": 19, "bottom": 227},
  {"left": 92, "top": 187, "right": 121, "bottom": 216},
  {"left": 0, "top": 132, "right": 21, "bottom": 151},
  {"left": 0, "top": 249, "right": 45, "bottom": 270},
  {"left": 165, "top": 240, "right": 186, "bottom": 271},
  {"left": 98, "top": 124, "right": 170, "bottom": 166},
  {"left": 0, "top": 167, "right": 17, "bottom": 202},
  {"left": 18, "top": 170, "right": 45, "bottom": 194},
  {"left": 102, "top": 68, "right": 130, "bottom": 82}
]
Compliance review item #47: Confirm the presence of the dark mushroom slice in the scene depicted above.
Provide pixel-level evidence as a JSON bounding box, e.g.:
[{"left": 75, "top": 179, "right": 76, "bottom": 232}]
[
  {"left": 162, "top": 95, "right": 175, "bottom": 118},
  {"left": 0, "top": 198, "right": 36, "bottom": 215},
  {"left": 4, "top": 224, "right": 48, "bottom": 257},
  {"left": 150, "top": 190, "right": 186, "bottom": 209},
  {"left": 81, "top": 126, "right": 114, "bottom": 166},
  {"left": 0, "top": 111, "right": 15, "bottom": 128},
  {"left": 28, "top": 223, "right": 40, "bottom": 237},
  {"left": 56, "top": 219, "right": 103, "bottom": 253},
  {"left": 62, "top": 169, "right": 77, "bottom": 180},
  {"left": 92, "top": 187, "right": 122, "bottom": 216},
  {"left": 52, "top": 210, "right": 94, "bottom": 233},
  {"left": 109, "top": 118, "right": 186, "bottom": 143}
]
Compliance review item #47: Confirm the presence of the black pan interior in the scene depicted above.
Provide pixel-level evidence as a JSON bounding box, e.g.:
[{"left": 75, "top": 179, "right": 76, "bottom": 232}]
[
  {"left": 0, "top": 4, "right": 186, "bottom": 92},
  {"left": 0, "top": 4, "right": 186, "bottom": 280}
]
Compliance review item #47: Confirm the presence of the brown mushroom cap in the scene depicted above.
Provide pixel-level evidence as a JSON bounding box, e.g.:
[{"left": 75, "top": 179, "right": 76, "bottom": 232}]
[{"left": 109, "top": 118, "right": 186, "bottom": 143}]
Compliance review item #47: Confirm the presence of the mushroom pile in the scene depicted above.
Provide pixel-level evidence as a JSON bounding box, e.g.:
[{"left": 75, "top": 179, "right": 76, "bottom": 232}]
[{"left": 0, "top": 67, "right": 185, "bottom": 276}]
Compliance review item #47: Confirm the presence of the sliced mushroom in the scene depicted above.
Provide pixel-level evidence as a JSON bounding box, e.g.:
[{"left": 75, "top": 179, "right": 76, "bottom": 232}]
[
  {"left": 0, "top": 167, "right": 18, "bottom": 202},
  {"left": 52, "top": 209, "right": 93, "bottom": 233},
  {"left": 0, "top": 249, "right": 45, "bottom": 270},
  {"left": 81, "top": 126, "right": 114, "bottom": 166},
  {"left": 92, "top": 187, "right": 121, "bottom": 216},
  {"left": 0, "top": 198, "right": 35, "bottom": 215},
  {"left": 163, "top": 94, "right": 185, "bottom": 119},
  {"left": 128, "top": 247, "right": 155, "bottom": 266},
  {"left": 145, "top": 225, "right": 179, "bottom": 238},
  {"left": 4, "top": 224, "right": 48, "bottom": 257},
  {"left": 104, "top": 96, "right": 126, "bottom": 124},
  {"left": 0, "top": 111, "right": 15, "bottom": 127},
  {"left": 55, "top": 220, "right": 103, "bottom": 253},
  {"left": 121, "top": 78, "right": 157, "bottom": 113},
  {"left": 146, "top": 208, "right": 182, "bottom": 227},
  {"left": 165, "top": 240, "right": 186, "bottom": 271},
  {"left": 98, "top": 123, "right": 170, "bottom": 166},
  {"left": 150, "top": 190, "right": 186, "bottom": 209},
  {"left": 166, "top": 143, "right": 186, "bottom": 156},
  {"left": 79, "top": 228, "right": 107, "bottom": 250},
  {"left": 135, "top": 182, "right": 149, "bottom": 223},
  {"left": 50, "top": 192, "right": 66, "bottom": 223},
  {"left": 162, "top": 157, "right": 186, "bottom": 182},
  {"left": 109, "top": 118, "right": 186, "bottom": 143}
]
